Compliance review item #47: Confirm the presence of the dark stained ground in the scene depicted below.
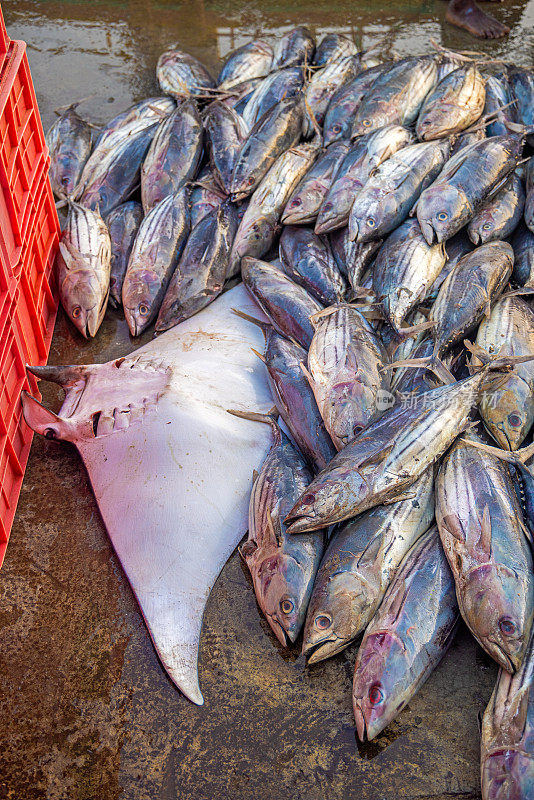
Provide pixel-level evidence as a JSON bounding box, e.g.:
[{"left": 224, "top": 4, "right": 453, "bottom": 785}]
[{"left": 2, "top": 1, "right": 534, "bottom": 798}]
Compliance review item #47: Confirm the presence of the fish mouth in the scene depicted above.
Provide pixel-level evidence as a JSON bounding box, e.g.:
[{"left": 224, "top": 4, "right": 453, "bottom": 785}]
[
  {"left": 488, "top": 641, "right": 517, "bottom": 673},
  {"left": 353, "top": 700, "right": 367, "bottom": 742},
  {"left": 267, "top": 614, "right": 288, "bottom": 647},
  {"left": 284, "top": 514, "right": 321, "bottom": 534},
  {"left": 469, "top": 230, "right": 481, "bottom": 246},
  {"left": 303, "top": 633, "right": 346, "bottom": 664},
  {"left": 418, "top": 218, "right": 436, "bottom": 245},
  {"left": 314, "top": 217, "right": 338, "bottom": 235}
]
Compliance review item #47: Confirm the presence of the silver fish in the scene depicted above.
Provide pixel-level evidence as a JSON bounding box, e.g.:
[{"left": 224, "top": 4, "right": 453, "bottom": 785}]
[
  {"left": 477, "top": 295, "right": 534, "bottom": 451},
  {"left": 468, "top": 173, "right": 525, "bottom": 245},
  {"left": 106, "top": 201, "right": 144, "bottom": 309},
  {"left": 303, "top": 55, "right": 360, "bottom": 137},
  {"left": 218, "top": 41, "right": 273, "bottom": 91},
  {"left": 242, "top": 68, "right": 305, "bottom": 130},
  {"left": 304, "top": 304, "right": 390, "bottom": 449},
  {"left": 155, "top": 202, "right": 238, "bottom": 331},
  {"left": 122, "top": 188, "right": 190, "bottom": 336},
  {"left": 282, "top": 142, "right": 349, "bottom": 226},
  {"left": 47, "top": 102, "right": 93, "bottom": 200},
  {"left": 229, "top": 144, "right": 318, "bottom": 276},
  {"left": 372, "top": 218, "right": 447, "bottom": 334},
  {"left": 279, "top": 226, "right": 346, "bottom": 305},
  {"left": 272, "top": 26, "right": 315, "bottom": 70},
  {"left": 436, "top": 433, "right": 534, "bottom": 672},
  {"left": 56, "top": 202, "right": 111, "bottom": 338},
  {"left": 233, "top": 411, "right": 325, "bottom": 646},
  {"left": 349, "top": 140, "right": 450, "bottom": 242},
  {"left": 352, "top": 527, "right": 458, "bottom": 741},
  {"left": 416, "top": 64, "right": 486, "bottom": 141},
  {"left": 303, "top": 467, "right": 434, "bottom": 664},
  {"left": 141, "top": 100, "right": 203, "bottom": 213},
  {"left": 204, "top": 102, "right": 247, "bottom": 195},
  {"left": 157, "top": 49, "right": 215, "bottom": 100},
  {"left": 481, "top": 627, "right": 534, "bottom": 800}
]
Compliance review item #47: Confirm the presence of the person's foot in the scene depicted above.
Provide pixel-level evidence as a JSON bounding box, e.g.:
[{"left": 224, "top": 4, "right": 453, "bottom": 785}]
[{"left": 446, "top": 0, "right": 510, "bottom": 38}]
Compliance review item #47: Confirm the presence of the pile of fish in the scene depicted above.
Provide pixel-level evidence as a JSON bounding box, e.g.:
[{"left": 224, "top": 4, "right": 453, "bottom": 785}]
[{"left": 42, "top": 29, "right": 534, "bottom": 798}]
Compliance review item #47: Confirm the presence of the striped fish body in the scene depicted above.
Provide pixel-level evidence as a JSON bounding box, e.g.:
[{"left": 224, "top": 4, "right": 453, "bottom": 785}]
[
  {"left": 484, "top": 73, "right": 514, "bottom": 139},
  {"left": 303, "top": 55, "right": 361, "bottom": 137},
  {"left": 260, "top": 329, "right": 337, "bottom": 473},
  {"left": 323, "top": 63, "right": 390, "bottom": 146},
  {"left": 205, "top": 102, "right": 247, "bottom": 195},
  {"left": 242, "top": 68, "right": 304, "bottom": 130},
  {"left": 229, "top": 144, "right": 318, "bottom": 276},
  {"left": 416, "top": 64, "right": 485, "bottom": 141},
  {"left": 468, "top": 173, "right": 525, "bottom": 245},
  {"left": 351, "top": 57, "right": 438, "bottom": 137},
  {"left": 481, "top": 627, "right": 534, "bottom": 800},
  {"left": 141, "top": 101, "right": 203, "bottom": 213},
  {"left": 122, "top": 188, "right": 190, "bottom": 336},
  {"left": 306, "top": 305, "right": 389, "bottom": 449},
  {"left": 329, "top": 227, "right": 381, "bottom": 290},
  {"left": 75, "top": 123, "right": 158, "bottom": 218},
  {"left": 106, "top": 201, "right": 144, "bottom": 308},
  {"left": 93, "top": 97, "right": 175, "bottom": 149},
  {"left": 157, "top": 50, "right": 215, "bottom": 100},
  {"left": 56, "top": 202, "right": 111, "bottom": 338},
  {"left": 241, "top": 257, "right": 323, "bottom": 350},
  {"left": 155, "top": 201, "right": 239, "bottom": 332},
  {"left": 477, "top": 295, "right": 534, "bottom": 451},
  {"left": 430, "top": 241, "right": 513, "bottom": 357},
  {"left": 230, "top": 96, "right": 305, "bottom": 201},
  {"left": 313, "top": 34, "right": 358, "bottom": 68},
  {"left": 436, "top": 434, "right": 534, "bottom": 672},
  {"left": 302, "top": 467, "right": 434, "bottom": 663},
  {"left": 282, "top": 141, "right": 349, "bottom": 226},
  {"left": 349, "top": 139, "right": 450, "bottom": 242},
  {"left": 285, "top": 370, "right": 489, "bottom": 532},
  {"left": 352, "top": 527, "right": 458, "bottom": 741},
  {"left": 242, "top": 418, "right": 325, "bottom": 646},
  {"left": 272, "top": 26, "right": 315, "bottom": 70},
  {"left": 47, "top": 105, "right": 93, "bottom": 200},
  {"left": 511, "top": 224, "right": 534, "bottom": 288},
  {"left": 218, "top": 41, "right": 273, "bottom": 92},
  {"left": 315, "top": 125, "right": 414, "bottom": 234},
  {"left": 279, "top": 226, "right": 346, "bottom": 305},
  {"left": 372, "top": 218, "right": 447, "bottom": 333}
]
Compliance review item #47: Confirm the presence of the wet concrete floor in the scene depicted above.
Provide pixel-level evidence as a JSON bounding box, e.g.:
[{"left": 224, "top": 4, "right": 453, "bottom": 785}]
[{"left": 2, "top": 1, "right": 534, "bottom": 798}]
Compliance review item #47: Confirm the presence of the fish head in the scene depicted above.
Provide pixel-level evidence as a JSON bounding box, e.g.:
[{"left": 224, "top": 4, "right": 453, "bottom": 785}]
[
  {"left": 463, "top": 563, "right": 532, "bottom": 672},
  {"left": 282, "top": 185, "right": 319, "bottom": 225},
  {"left": 351, "top": 194, "right": 394, "bottom": 243},
  {"left": 122, "top": 269, "right": 162, "bottom": 336},
  {"left": 352, "top": 629, "right": 409, "bottom": 740},
  {"left": 302, "top": 570, "right": 376, "bottom": 663},
  {"left": 468, "top": 211, "right": 498, "bottom": 245},
  {"left": 327, "top": 383, "right": 378, "bottom": 448},
  {"left": 351, "top": 109, "right": 387, "bottom": 138},
  {"left": 416, "top": 184, "right": 470, "bottom": 244},
  {"left": 481, "top": 385, "right": 534, "bottom": 452},
  {"left": 60, "top": 267, "right": 108, "bottom": 338},
  {"left": 285, "top": 468, "right": 370, "bottom": 533}
]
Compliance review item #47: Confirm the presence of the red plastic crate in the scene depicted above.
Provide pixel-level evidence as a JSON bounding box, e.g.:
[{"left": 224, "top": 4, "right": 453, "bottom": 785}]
[{"left": 0, "top": 23, "right": 60, "bottom": 565}]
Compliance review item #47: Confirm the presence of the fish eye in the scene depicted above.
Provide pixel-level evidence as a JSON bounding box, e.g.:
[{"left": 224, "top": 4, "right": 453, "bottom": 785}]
[
  {"left": 362, "top": 119, "right": 372, "bottom": 127},
  {"left": 280, "top": 599, "right": 294, "bottom": 615},
  {"left": 302, "top": 492, "right": 316, "bottom": 506},
  {"left": 367, "top": 218, "right": 375, "bottom": 228},
  {"left": 332, "top": 123, "right": 341, "bottom": 133},
  {"left": 436, "top": 212, "right": 448, "bottom": 222},
  {"left": 368, "top": 684, "right": 384, "bottom": 706},
  {"left": 508, "top": 413, "right": 522, "bottom": 428},
  {"left": 499, "top": 617, "right": 516, "bottom": 636},
  {"left": 72, "top": 306, "right": 82, "bottom": 319},
  {"left": 247, "top": 176, "right": 255, "bottom": 185},
  {"left": 482, "top": 223, "right": 492, "bottom": 231},
  {"left": 291, "top": 197, "right": 302, "bottom": 207},
  {"left": 323, "top": 202, "right": 333, "bottom": 212},
  {"left": 44, "top": 428, "right": 57, "bottom": 440},
  {"left": 315, "top": 614, "right": 332, "bottom": 630},
  {"left": 138, "top": 303, "right": 150, "bottom": 316}
]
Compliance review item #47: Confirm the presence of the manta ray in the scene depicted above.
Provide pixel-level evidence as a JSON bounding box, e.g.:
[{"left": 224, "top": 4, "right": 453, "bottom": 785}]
[{"left": 21, "top": 285, "right": 273, "bottom": 705}]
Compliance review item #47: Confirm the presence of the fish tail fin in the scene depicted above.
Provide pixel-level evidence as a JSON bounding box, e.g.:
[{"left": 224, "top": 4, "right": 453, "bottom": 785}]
[
  {"left": 461, "top": 437, "right": 534, "bottom": 465},
  {"left": 382, "top": 355, "right": 456, "bottom": 385},
  {"left": 227, "top": 407, "right": 280, "bottom": 440},
  {"left": 231, "top": 308, "right": 270, "bottom": 338}
]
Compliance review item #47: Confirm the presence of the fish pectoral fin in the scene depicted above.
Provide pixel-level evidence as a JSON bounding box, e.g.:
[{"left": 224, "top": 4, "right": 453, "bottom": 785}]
[
  {"left": 382, "top": 491, "right": 416, "bottom": 505},
  {"left": 239, "top": 537, "right": 258, "bottom": 561},
  {"left": 440, "top": 513, "right": 465, "bottom": 543},
  {"left": 475, "top": 505, "right": 493, "bottom": 560},
  {"left": 507, "top": 686, "right": 530, "bottom": 739}
]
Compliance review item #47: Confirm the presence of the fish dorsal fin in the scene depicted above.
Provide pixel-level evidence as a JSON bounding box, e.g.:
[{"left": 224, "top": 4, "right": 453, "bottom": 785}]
[
  {"left": 475, "top": 505, "right": 493, "bottom": 560},
  {"left": 265, "top": 507, "right": 284, "bottom": 548},
  {"left": 356, "top": 531, "right": 383, "bottom": 568}
]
